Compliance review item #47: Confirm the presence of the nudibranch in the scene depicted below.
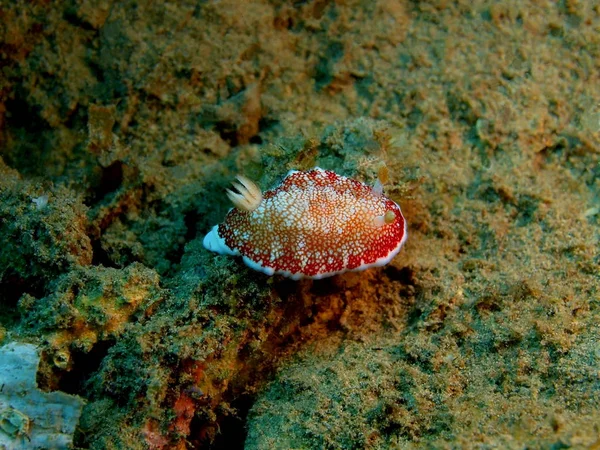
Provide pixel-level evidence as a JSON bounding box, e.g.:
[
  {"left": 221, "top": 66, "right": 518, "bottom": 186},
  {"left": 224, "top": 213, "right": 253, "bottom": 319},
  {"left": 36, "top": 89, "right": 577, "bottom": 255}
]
[{"left": 203, "top": 167, "right": 407, "bottom": 280}]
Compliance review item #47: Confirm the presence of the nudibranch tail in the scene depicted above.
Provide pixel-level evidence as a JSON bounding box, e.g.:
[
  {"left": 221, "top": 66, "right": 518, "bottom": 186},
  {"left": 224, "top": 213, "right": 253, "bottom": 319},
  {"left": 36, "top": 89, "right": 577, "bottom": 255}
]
[{"left": 226, "top": 175, "right": 262, "bottom": 211}]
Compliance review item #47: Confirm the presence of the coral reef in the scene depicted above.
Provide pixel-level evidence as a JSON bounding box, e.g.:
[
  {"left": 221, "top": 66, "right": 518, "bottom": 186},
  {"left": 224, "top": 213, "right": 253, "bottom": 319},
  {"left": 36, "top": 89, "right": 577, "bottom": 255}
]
[{"left": 0, "top": 0, "right": 598, "bottom": 449}]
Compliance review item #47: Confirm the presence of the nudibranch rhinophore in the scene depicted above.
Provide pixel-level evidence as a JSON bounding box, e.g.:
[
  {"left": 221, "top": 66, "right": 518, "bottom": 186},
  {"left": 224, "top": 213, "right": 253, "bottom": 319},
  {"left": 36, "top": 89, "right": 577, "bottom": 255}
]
[{"left": 203, "top": 167, "right": 407, "bottom": 280}]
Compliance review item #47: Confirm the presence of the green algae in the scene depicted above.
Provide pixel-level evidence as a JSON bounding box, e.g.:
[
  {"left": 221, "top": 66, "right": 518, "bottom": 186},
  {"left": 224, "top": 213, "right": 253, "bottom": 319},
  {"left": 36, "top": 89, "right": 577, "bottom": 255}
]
[
  {"left": 18, "top": 263, "right": 161, "bottom": 354},
  {"left": 0, "top": 160, "right": 92, "bottom": 299}
]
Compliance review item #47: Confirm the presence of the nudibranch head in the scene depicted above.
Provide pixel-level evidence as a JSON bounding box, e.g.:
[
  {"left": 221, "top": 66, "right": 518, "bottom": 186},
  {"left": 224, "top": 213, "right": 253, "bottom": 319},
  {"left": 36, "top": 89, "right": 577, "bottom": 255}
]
[{"left": 203, "top": 167, "right": 407, "bottom": 280}]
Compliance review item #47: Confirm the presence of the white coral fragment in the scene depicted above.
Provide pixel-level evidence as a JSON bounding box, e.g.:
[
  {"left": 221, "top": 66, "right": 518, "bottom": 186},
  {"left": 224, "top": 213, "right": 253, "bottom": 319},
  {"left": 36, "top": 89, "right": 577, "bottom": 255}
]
[
  {"left": 0, "top": 342, "right": 85, "bottom": 450},
  {"left": 31, "top": 195, "right": 49, "bottom": 210}
]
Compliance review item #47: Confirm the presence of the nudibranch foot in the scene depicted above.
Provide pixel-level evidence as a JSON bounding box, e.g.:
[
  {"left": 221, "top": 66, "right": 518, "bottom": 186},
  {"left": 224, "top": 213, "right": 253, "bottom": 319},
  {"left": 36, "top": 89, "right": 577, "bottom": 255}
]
[{"left": 203, "top": 167, "right": 407, "bottom": 280}]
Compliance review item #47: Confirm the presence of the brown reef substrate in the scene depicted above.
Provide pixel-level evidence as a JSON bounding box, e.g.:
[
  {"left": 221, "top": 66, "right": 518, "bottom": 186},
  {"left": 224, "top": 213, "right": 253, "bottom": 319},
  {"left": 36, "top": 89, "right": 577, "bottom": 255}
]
[{"left": 0, "top": 1, "right": 599, "bottom": 449}]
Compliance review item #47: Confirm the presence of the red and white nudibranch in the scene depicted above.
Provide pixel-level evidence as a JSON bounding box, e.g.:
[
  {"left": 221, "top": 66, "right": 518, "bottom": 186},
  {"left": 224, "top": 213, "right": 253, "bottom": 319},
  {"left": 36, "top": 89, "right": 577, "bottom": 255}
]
[{"left": 203, "top": 167, "right": 407, "bottom": 280}]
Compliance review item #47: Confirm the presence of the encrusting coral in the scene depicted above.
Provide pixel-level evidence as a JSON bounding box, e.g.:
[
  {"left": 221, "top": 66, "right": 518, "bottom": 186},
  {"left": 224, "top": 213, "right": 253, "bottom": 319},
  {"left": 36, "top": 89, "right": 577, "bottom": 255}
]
[{"left": 17, "top": 263, "right": 162, "bottom": 376}]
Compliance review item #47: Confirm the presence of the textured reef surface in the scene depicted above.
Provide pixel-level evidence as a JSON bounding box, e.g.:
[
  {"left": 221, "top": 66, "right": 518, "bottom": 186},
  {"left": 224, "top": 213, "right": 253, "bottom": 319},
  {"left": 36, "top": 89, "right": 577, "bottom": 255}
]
[{"left": 0, "top": 1, "right": 599, "bottom": 449}]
